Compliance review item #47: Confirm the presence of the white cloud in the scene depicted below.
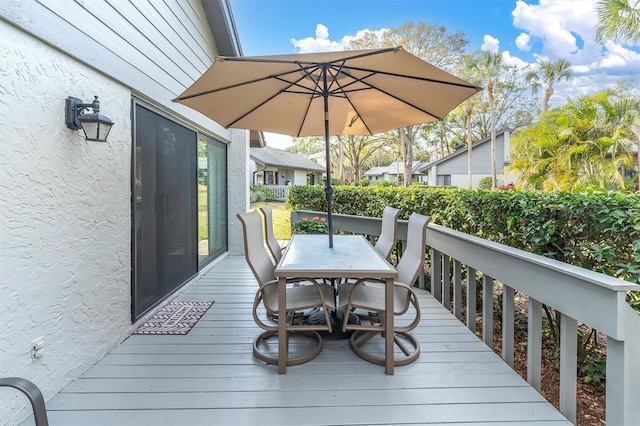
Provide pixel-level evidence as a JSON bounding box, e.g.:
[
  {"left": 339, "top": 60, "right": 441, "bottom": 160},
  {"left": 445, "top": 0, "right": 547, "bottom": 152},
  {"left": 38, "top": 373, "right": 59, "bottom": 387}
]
[
  {"left": 515, "top": 32, "right": 531, "bottom": 51},
  {"left": 290, "top": 24, "right": 390, "bottom": 53},
  {"left": 501, "top": 50, "right": 530, "bottom": 68},
  {"left": 290, "top": 24, "right": 341, "bottom": 53},
  {"left": 481, "top": 34, "right": 500, "bottom": 52},
  {"left": 599, "top": 41, "right": 640, "bottom": 71},
  {"left": 512, "top": 0, "right": 599, "bottom": 59},
  {"left": 510, "top": 0, "right": 639, "bottom": 103}
]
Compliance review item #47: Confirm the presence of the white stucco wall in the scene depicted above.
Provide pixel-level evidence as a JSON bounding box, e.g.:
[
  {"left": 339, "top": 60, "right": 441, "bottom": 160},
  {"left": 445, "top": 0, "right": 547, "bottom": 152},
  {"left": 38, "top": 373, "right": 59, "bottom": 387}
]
[
  {"left": 227, "top": 129, "right": 250, "bottom": 255},
  {"left": 0, "top": 22, "right": 132, "bottom": 425}
]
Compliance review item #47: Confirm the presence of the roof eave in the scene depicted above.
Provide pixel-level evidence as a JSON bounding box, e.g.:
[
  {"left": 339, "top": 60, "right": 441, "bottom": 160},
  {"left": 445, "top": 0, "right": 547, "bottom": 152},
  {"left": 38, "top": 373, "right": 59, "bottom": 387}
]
[{"left": 202, "top": 0, "right": 242, "bottom": 57}]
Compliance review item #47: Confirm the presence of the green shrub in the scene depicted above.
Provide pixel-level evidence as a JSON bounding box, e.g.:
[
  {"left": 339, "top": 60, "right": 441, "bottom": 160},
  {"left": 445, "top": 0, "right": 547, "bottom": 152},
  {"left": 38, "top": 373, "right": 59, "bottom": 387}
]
[
  {"left": 358, "top": 178, "right": 370, "bottom": 186},
  {"left": 291, "top": 216, "right": 329, "bottom": 234},
  {"left": 250, "top": 185, "right": 276, "bottom": 202},
  {"left": 287, "top": 185, "right": 640, "bottom": 285},
  {"left": 478, "top": 176, "right": 492, "bottom": 190}
]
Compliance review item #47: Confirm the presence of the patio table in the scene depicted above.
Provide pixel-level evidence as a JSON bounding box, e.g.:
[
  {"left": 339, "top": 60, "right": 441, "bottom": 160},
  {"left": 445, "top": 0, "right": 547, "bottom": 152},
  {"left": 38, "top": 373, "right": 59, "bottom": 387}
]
[{"left": 275, "top": 234, "right": 398, "bottom": 374}]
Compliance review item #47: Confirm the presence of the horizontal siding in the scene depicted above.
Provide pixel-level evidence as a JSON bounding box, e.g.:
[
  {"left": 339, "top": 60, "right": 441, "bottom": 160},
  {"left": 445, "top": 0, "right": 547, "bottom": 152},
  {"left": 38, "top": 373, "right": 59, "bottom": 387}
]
[
  {"left": 0, "top": 0, "right": 229, "bottom": 136},
  {"left": 437, "top": 133, "right": 507, "bottom": 175}
]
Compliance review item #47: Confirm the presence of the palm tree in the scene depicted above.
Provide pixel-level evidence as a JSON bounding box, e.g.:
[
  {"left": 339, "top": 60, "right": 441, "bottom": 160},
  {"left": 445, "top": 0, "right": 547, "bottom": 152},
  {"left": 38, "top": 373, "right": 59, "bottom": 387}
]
[
  {"left": 595, "top": 0, "right": 640, "bottom": 44},
  {"left": 509, "top": 90, "right": 637, "bottom": 191},
  {"left": 526, "top": 59, "right": 573, "bottom": 112},
  {"left": 466, "top": 51, "right": 502, "bottom": 188}
]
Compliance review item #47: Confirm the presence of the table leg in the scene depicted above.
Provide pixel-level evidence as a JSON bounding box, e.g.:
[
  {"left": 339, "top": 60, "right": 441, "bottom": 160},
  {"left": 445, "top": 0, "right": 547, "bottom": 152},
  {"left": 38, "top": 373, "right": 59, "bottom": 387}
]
[
  {"left": 278, "top": 276, "right": 287, "bottom": 374},
  {"left": 385, "top": 277, "right": 394, "bottom": 375}
]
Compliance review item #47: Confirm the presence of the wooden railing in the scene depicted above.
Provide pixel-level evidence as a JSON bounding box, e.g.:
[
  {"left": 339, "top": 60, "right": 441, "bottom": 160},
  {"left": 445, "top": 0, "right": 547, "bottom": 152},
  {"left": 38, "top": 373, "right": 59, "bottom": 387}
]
[
  {"left": 291, "top": 210, "right": 640, "bottom": 425},
  {"left": 263, "top": 184, "right": 289, "bottom": 201}
]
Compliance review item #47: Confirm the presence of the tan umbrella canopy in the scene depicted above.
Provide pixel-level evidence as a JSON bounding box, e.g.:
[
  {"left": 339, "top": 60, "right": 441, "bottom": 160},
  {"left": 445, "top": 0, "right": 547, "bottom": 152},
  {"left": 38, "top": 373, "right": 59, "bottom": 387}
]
[{"left": 174, "top": 47, "right": 481, "bottom": 246}]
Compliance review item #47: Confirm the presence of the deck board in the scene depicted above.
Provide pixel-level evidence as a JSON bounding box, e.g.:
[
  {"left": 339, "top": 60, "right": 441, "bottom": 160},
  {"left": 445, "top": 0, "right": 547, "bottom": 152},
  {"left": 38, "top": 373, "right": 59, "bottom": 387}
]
[{"left": 40, "top": 255, "right": 571, "bottom": 425}]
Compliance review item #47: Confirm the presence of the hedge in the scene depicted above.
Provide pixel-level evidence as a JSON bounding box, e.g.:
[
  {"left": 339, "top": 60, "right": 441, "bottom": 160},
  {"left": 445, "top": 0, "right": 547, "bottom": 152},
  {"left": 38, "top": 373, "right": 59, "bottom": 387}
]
[{"left": 287, "top": 185, "right": 640, "bottom": 285}]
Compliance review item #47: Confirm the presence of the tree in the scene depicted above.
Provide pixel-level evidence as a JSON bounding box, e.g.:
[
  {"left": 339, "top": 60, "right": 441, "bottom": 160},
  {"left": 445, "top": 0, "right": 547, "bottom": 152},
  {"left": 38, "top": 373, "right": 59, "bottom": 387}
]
[
  {"left": 465, "top": 51, "right": 503, "bottom": 188},
  {"left": 336, "top": 134, "right": 390, "bottom": 183},
  {"left": 509, "top": 90, "right": 638, "bottom": 191},
  {"left": 595, "top": 0, "right": 640, "bottom": 44},
  {"left": 287, "top": 136, "right": 325, "bottom": 155},
  {"left": 526, "top": 58, "right": 573, "bottom": 112},
  {"left": 386, "top": 22, "right": 469, "bottom": 185},
  {"left": 349, "top": 22, "right": 470, "bottom": 186}
]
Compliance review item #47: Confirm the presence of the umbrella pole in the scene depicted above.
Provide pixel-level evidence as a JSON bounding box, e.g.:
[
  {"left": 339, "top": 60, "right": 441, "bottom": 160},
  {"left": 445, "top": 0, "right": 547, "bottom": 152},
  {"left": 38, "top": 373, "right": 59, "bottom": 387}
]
[{"left": 322, "top": 64, "right": 333, "bottom": 248}]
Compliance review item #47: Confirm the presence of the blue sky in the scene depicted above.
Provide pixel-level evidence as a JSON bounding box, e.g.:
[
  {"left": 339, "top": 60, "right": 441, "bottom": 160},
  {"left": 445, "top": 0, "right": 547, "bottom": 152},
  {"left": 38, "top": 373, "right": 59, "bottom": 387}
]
[{"left": 228, "top": 0, "right": 639, "bottom": 148}]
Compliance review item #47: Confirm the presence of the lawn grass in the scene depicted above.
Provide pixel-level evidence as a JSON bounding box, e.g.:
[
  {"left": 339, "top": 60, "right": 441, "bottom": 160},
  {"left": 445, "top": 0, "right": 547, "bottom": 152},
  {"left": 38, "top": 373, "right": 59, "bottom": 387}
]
[{"left": 251, "top": 201, "right": 292, "bottom": 240}]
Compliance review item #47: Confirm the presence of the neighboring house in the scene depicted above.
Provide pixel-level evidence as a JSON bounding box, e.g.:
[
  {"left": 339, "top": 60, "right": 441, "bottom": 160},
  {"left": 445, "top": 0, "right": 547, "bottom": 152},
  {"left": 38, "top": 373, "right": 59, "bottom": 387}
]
[
  {"left": 0, "top": 1, "right": 252, "bottom": 423},
  {"left": 250, "top": 146, "right": 325, "bottom": 186},
  {"left": 364, "top": 161, "right": 427, "bottom": 184},
  {"left": 418, "top": 128, "right": 514, "bottom": 188}
]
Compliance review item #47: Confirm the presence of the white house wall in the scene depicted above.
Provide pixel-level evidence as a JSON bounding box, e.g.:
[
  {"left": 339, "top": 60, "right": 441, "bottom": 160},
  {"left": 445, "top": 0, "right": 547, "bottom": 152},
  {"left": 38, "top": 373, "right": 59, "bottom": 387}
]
[
  {"left": 0, "top": 0, "right": 232, "bottom": 143},
  {"left": 294, "top": 169, "right": 309, "bottom": 185},
  {"left": 0, "top": 21, "right": 133, "bottom": 425},
  {"left": 228, "top": 129, "right": 250, "bottom": 255},
  {"left": 0, "top": 1, "right": 250, "bottom": 423}
]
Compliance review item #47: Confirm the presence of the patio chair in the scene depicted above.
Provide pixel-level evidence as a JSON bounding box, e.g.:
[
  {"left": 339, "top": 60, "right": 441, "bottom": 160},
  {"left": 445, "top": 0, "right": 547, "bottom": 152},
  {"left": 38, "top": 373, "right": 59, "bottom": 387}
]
[
  {"left": 338, "top": 212, "right": 430, "bottom": 366},
  {"left": 0, "top": 377, "right": 49, "bottom": 426},
  {"left": 373, "top": 206, "right": 400, "bottom": 261},
  {"left": 259, "top": 205, "right": 284, "bottom": 264},
  {"left": 237, "top": 210, "right": 335, "bottom": 366}
]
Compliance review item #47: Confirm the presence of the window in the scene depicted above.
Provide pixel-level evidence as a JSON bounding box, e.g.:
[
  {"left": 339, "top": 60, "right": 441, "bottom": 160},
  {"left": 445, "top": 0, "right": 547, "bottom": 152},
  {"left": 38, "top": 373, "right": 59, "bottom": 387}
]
[
  {"left": 132, "top": 101, "right": 228, "bottom": 320},
  {"left": 198, "top": 136, "right": 228, "bottom": 265},
  {"left": 437, "top": 175, "right": 451, "bottom": 186},
  {"left": 264, "top": 171, "right": 277, "bottom": 185}
]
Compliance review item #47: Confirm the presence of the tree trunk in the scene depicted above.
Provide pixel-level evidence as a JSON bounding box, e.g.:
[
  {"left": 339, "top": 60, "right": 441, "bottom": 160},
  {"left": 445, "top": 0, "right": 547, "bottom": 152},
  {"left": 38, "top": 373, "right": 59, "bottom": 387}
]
[
  {"left": 466, "top": 102, "right": 473, "bottom": 189},
  {"left": 488, "top": 79, "right": 497, "bottom": 188},
  {"left": 400, "top": 128, "right": 414, "bottom": 187},
  {"left": 338, "top": 135, "right": 344, "bottom": 184},
  {"left": 543, "top": 87, "right": 554, "bottom": 112}
]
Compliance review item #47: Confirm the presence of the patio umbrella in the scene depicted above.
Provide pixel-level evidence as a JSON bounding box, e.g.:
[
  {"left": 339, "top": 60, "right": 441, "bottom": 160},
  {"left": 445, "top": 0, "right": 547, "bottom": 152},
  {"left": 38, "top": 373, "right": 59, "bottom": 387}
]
[{"left": 173, "top": 47, "right": 480, "bottom": 247}]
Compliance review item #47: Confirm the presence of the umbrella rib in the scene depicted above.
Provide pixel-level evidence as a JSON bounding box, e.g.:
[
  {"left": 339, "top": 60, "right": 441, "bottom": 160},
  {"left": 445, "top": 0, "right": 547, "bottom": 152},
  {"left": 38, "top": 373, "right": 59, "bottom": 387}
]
[
  {"left": 341, "top": 65, "right": 481, "bottom": 90},
  {"left": 209, "top": 47, "right": 400, "bottom": 66},
  {"left": 293, "top": 63, "right": 325, "bottom": 137},
  {"left": 326, "top": 64, "right": 467, "bottom": 122},
  {"left": 174, "top": 64, "right": 321, "bottom": 101}
]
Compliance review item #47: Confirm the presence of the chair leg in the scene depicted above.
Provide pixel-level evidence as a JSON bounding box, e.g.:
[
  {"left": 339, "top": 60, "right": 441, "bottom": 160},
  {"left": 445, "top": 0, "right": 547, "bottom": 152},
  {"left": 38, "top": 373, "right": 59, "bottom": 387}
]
[
  {"left": 350, "top": 330, "right": 420, "bottom": 367},
  {"left": 253, "top": 330, "right": 323, "bottom": 366}
]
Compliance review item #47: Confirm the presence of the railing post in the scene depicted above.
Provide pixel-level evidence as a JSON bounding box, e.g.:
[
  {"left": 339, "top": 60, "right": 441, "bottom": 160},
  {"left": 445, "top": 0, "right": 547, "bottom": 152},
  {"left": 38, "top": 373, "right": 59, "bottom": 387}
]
[
  {"left": 527, "top": 297, "right": 542, "bottom": 392},
  {"left": 606, "top": 307, "right": 640, "bottom": 425},
  {"left": 502, "top": 285, "right": 514, "bottom": 367},
  {"left": 559, "top": 314, "right": 577, "bottom": 424},
  {"left": 431, "top": 248, "right": 442, "bottom": 302},
  {"left": 453, "top": 260, "right": 462, "bottom": 320},
  {"left": 442, "top": 255, "right": 451, "bottom": 310},
  {"left": 482, "top": 275, "right": 494, "bottom": 347},
  {"left": 466, "top": 267, "right": 477, "bottom": 333}
]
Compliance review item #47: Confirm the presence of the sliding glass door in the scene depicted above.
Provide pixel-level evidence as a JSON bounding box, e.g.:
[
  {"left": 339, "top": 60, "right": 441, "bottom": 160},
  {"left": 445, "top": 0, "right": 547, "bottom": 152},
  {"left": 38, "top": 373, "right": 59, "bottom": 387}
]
[
  {"left": 133, "top": 104, "right": 198, "bottom": 320},
  {"left": 197, "top": 136, "right": 228, "bottom": 265}
]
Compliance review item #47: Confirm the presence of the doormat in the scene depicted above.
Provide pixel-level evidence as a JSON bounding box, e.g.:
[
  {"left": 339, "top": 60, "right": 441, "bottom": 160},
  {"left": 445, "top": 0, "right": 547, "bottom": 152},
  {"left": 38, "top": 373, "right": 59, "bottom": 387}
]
[{"left": 133, "top": 300, "right": 214, "bottom": 335}]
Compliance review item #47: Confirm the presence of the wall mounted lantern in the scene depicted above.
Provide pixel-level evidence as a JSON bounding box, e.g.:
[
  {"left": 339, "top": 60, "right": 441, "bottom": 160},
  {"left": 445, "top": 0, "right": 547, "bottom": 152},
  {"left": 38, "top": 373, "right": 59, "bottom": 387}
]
[{"left": 65, "top": 96, "right": 114, "bottom": 142}]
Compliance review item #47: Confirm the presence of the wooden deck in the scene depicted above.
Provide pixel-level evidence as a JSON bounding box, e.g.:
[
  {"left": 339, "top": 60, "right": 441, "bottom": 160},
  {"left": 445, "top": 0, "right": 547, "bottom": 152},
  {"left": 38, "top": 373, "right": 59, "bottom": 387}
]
[{"left": 42, "top": 255, "right": 571, "bottom": 425}]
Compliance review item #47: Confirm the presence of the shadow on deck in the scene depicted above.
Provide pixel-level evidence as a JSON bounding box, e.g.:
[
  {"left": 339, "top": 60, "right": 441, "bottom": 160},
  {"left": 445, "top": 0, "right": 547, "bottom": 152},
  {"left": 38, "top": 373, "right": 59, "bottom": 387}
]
[{"left": 41, "top": 255, "right": 570, "bottom": 425}]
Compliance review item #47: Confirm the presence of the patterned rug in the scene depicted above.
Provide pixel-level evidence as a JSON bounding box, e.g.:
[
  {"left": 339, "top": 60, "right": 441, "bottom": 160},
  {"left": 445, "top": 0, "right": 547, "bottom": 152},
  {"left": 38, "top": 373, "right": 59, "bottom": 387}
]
[{"left": 133, "top": 300, "right": 214, "bottom": 335}]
